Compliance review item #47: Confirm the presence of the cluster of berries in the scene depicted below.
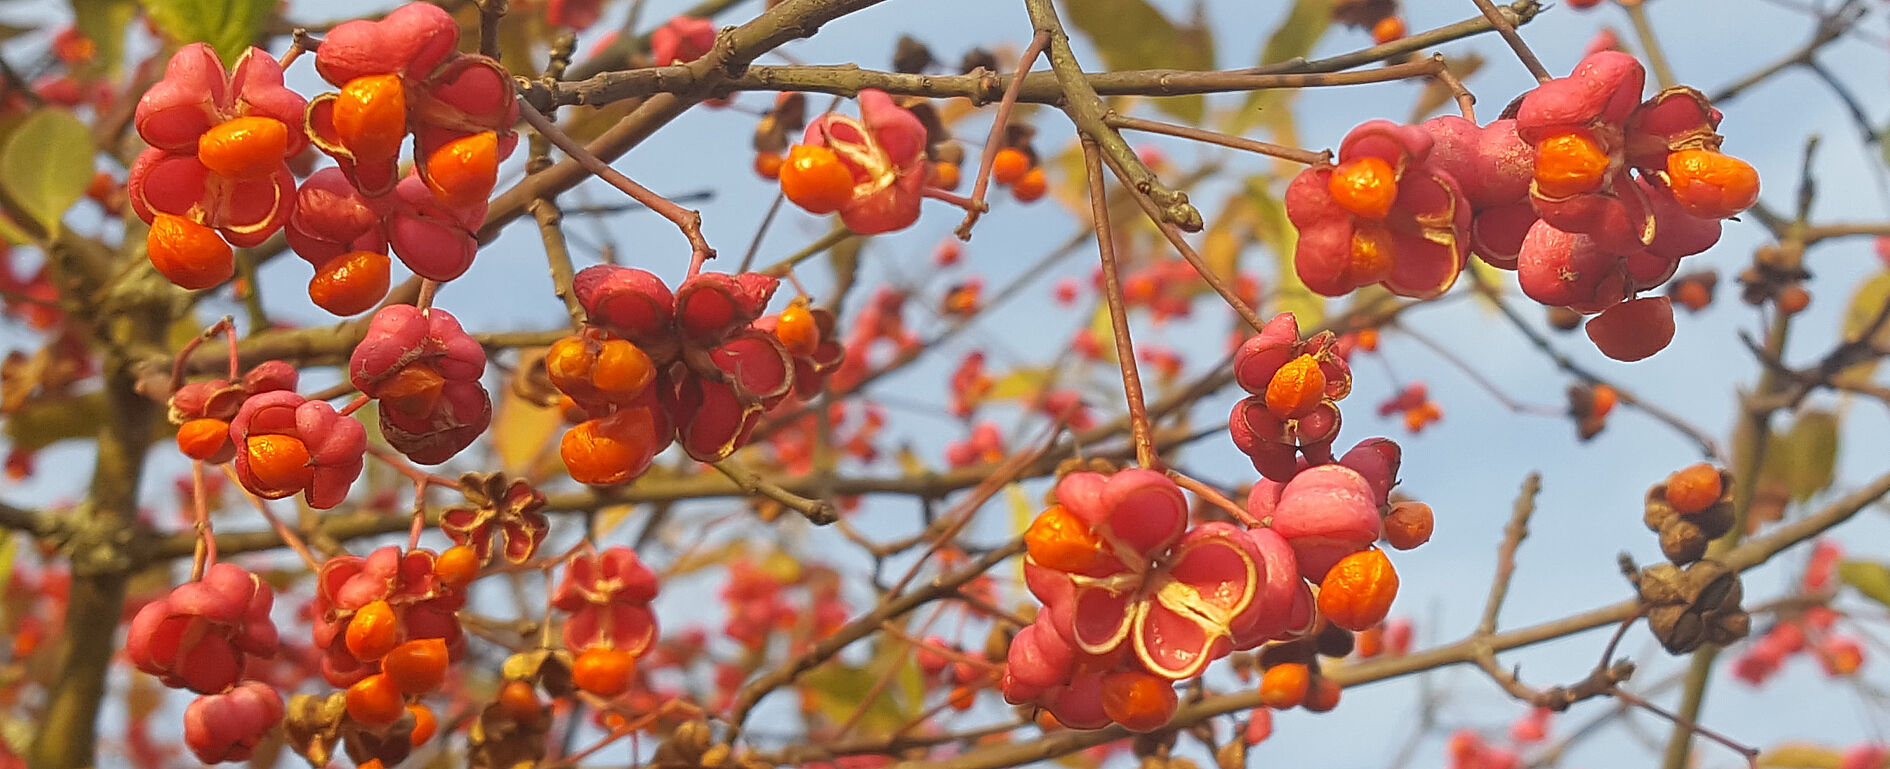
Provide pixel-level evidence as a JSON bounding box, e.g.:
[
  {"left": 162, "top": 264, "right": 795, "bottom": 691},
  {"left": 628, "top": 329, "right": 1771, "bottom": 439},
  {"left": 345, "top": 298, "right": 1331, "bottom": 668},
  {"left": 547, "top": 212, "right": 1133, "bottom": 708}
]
[
  {"left": 548, "top": 265, "right": 844, "bottom": 485},
  {"left": 1734, "top": 541, "right": 1864, "bottom": 684},
  {"left": 170, "top": 359, "right": 370, "bottom": 509},
  {"left": 1286, "top": 51, "right": 1757, "bottom": 361},
  {"left": 554, "top": 546, "right": 663, "bottom": 699},
  {"left": 1002, "top": 310, "right": 1436, "bottom": 732},
  {"left": 127, "top": 564, "right": 284, "bottom": 762},
  {"left": 129, "top": 3, "right": 517, "bottom": 314}
]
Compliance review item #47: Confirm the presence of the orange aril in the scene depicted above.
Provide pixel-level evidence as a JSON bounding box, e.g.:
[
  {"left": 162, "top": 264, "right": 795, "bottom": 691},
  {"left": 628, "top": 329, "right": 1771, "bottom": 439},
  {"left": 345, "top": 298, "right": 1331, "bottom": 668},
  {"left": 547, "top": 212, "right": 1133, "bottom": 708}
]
[
  {"left": 1533, "top": 130, "right": 1612, "bottom": 199},
  {"left": 197, "top": 116, "right": 290, "bottom": 180},
  {"left": 774, "top": 302, "right": 820, "bottom": 357},
  {"left": 1100, "top": 670, "right": 1177, "bottom": 732},
  {"left": 148, "top": 214, "right": 234, "bottom": 291},
  {"left": 424, "top": 131, "right": 499, "bottom": 209},
  {"left": 1024, "top": 505, "right": 1107, "bottom": 574},
  {"left": 1327, "top": 156, "right": 1399, "bottom": 220},
  {"left": 345, "top": 673, "right": 406, "bottom": 726},
  {"left": 992, "top": 148, "right": 1031, "bottom": 185},
  {"left": 244, "top": 433, "right": 313, "bottom": 492},
  {"left": 571, "top": 646, "right": 637, "bottom": 697},
  {"left": 382, "top": 637, "right": 449, "bottom": 695},
  {"left": 1265, "top": 354, "right": 1329, "bottom": 418},
  {"left": 345, "top": 599, "right": 401, "bottom": 661},
  {"left": 1258, "top": 662, "right": 1309, "bottom": 709},
  {"left": 176, "top": 418, "right": 232, "bottom": 462},
  {"left": 1317, "top": 549, "right": 1400, "bottom": 631},
  {"left": 308, "top": 250, "right": 391, "bottom": 316},
  {"left": 780, "top": 144, "right": 855, "bottom": 215},
  {"left": 334, "top": 74, "right": 408, "bottom": 162},
  {"left": 1664, "top": 464, "right": 1723, "bottom": 515}
]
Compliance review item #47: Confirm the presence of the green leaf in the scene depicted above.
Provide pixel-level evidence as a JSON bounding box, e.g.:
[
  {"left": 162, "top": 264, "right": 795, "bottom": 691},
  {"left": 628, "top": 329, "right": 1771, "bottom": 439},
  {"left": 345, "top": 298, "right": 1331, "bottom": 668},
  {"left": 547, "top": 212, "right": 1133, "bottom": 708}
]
[
  {"left": 1058, "top": 0, "right": 1216, "bottom": 123},
  {"left": 73, "top": 0, "right": 139, "bottom": 72},
  {"left": 1782, "top": 411, "right": 1838, "bottom": 502},
  {"left": 0, "top": 531, "right": 15, "bottom": 602},
  {"left": 1230, "top": 0, "right": 1331, "bottom": 136},
  {"left": 1839, "top": 559, "right": 1890, "bottom": 609},
  {"left": 1837, "top": 271, "right": 1890, "bottom": 387},
  {"left": 800, "top": 638, "right": 921, "bottom": 736},
  {"left": 1244, "top": 176, "right": 1323, "bottom": 327},
  {"left": 0, "top": 110, "right": 94, "bottom": 234},
  {"left": 140, "top": 0, "right": 273, "bottom": 63}
]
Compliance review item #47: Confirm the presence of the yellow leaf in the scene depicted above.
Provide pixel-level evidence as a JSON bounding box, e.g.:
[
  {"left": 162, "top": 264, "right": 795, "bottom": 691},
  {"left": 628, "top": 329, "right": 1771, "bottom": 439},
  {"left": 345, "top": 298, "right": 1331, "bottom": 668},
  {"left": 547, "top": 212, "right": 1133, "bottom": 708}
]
[{"left": 490, "top": 385, "right": 562, "bottom": 478}]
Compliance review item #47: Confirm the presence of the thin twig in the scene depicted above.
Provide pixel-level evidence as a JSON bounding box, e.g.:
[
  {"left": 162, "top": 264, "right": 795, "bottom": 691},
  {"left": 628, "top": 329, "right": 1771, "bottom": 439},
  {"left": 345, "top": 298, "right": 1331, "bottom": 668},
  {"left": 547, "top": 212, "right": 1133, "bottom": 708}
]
[
  {"left": 1105, "top": 113, "right": 1329, "bottom": 166},
  {"left": 956, "top": 30, "right": 1048, "bottom": 240},
  {"left": 711, "top": 459, "right": 837, "bottom": 524},
  {"left": 1479, "top": 472, "right": 1540, "bottom": 635},
  {"left": 518, "top": 100, "right": 715, "bottom": 267},
  {"left": 1082, "top": 138, "right": 1156, "bottom": 469},
  {"left": 1468, "top": 0, "right": 1550, "bottom": 82}
]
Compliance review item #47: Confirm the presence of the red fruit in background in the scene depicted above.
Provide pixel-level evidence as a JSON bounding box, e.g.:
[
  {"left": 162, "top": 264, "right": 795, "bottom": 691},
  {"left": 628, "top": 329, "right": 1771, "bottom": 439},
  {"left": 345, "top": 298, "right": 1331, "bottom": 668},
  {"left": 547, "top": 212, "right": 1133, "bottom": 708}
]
[
  {"left": 183, "top": 682, "right": 283, "bottom": 763},
  {"left": 1584, "top": 296, "right": 1675, "bottom": 361},
  {"left": 652, "top": 16, "right": 716, "bottom": 66}
]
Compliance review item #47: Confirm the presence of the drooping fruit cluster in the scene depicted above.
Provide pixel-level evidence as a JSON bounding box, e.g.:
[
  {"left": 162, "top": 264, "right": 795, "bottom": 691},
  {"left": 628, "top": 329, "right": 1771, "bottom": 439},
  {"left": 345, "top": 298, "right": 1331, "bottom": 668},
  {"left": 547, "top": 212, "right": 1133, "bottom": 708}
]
[
  {"left": 990, "top": 145, "right": 1048, "bottom": 203},
  {"left": 348, "top": 304, "right": 494, "bottom": 464},
  {"left": 130, "top": 45, "right": 308, "bottom": 289},
  {"left": 127, "top": 564, "right": 285, "bottom": 762},
  {"left": 1735, "top": 541, "right": 1860, "bottom": 684},
  {"left": 290, "top": 2, "right": 519, "bottom": 304},
  {"left": 1642, "top": 463, "right": 1732, "bottom": 565},
  {"left": 552, "top": 266, "right": 843, "bottom": 484},
  {"left": 1286, "top": 120, "right": 1472, "bottom": 299},
  {"left": 1228, "top": 312, "right": 1352, "bottom": 480},
  {"left": 1288, "top": 51, "right": 1758, "bottom": 361},
  {"left": 169, "top": 359, "right": 370, "bottom": 509},
  {"left": 1005, "top": 469, "right": 1302, "bottom": 731},
  {"left": 779, "top": 89, "right": 929, "bottom": 234},
  {"left": 552, "top": 546, "right": 662, "bottom": 698}
]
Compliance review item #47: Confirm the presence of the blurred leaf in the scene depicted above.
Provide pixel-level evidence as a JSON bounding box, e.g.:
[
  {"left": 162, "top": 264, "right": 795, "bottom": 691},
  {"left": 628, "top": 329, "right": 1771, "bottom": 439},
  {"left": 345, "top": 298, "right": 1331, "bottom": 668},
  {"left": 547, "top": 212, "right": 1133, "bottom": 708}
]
[
  {"left": 666, "top": 540, "right": 747, "bottom": 577},
  {"left": 990, "top": 367, "right": 1057, "bottom": 399},
  {"left": 1201, "top": 190, "right": 1257, "bottom": 298},
  {"left": 801, "top": 638, "right": 919, "bottom": 736},
  {"left": 1762, "top": 411, "right": 1839, "bottom": 504},
  {"left": 827, "top": 228, "right": 863, "bottom": 303},
  {"left": 0, "top": 531, "right": 13, "bottom": 599},
  {"left": 73, "top": 0, "right": 138, "bottom": 72},
  {"left": 1466, "top": 258, "right": 1507, "bottom": 314},
  {"left": 1408, "top": 54, "right": 1485, "bottom": 123},
  {"left": 594, "top": 503, "right": 637, "bottom": 538},
  {"left": 4, "top": 392, "right": 105, "bottom": 450},
  {"left": 1055, "top": 750, "right": 1103, "bottom": 769},
  {"left": 490, "top": 385, "right": 561, "bottom": 477},
  {"left": 1244, "top": 176, "right": 1323, "bottom": 327},
  {"left": 140, "top": 0, "right": 273, "bottom": 63},
  {"left": 1839, "top": 560, "right": 1890, "bottom": 609},
  {"left": 1086, "top": 304, "right": 1118, "bottom": 364},
  {"left": 0, "top": 720, "right": 28, "bottom": 759},
  {"left": 1837, "top": 272, "right": 1890, "bottom": 387},
  {"left": 0, "top": 110, "right": 93, "bottom": 234},
  {"left": 1058, "top": 0, "right": 1215, "bottom": 123},
  {"left": 1230, "top": 0, "right": 1331, "bottom": 136},
  {"left": 1757, "top": 743, "right": 1842, "bottom": 769}
]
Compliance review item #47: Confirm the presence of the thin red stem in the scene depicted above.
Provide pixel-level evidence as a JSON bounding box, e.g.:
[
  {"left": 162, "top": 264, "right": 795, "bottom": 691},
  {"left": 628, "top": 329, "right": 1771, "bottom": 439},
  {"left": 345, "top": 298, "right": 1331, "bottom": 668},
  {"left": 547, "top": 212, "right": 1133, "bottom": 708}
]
[
  {"left": 955, "top": 29, "right": 1049, "bottom": 240},
  {"left": 1081, "top": 138, "right": 1157, "bottom": 470}
]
